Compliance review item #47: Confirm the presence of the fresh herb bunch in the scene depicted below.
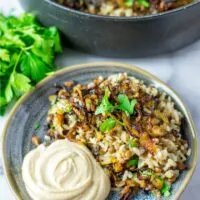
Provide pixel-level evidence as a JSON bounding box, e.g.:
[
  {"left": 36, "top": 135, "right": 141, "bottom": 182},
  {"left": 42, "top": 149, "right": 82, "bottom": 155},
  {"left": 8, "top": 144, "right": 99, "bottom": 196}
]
[{"left": 0, "top": 13, "right": 62, "bottom": 115}]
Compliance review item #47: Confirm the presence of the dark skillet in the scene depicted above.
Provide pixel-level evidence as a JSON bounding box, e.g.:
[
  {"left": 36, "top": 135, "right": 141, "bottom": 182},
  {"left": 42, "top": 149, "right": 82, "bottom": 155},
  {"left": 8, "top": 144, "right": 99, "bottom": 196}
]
[{"left": 20, "top": 0, "right": 200, "bottom": 57}]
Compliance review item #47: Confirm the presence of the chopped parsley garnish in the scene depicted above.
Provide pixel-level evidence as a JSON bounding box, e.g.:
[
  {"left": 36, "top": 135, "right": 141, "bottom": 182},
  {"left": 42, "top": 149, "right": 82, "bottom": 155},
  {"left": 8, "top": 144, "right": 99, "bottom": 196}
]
[
  {"left": 50, "top": 124, "right": 55, "bottom": 129},
  {"left": 127, "top": 157, "right": 139, "bottom": 167},
  {"left": 160, "top": 182, "right": 171, "bottom": 197},
  {"left": 95, "top": 88, "right": 115, "bottom": 115},
  {"left": 128, "top": 139, "right": 136, "bottom": 147},
  {"left": 95, "top": 92, "right": 137, "bottom": 116},
  {"left": 33, "top": 120, "right": 40, "bottom": 130},
  {"left": 100, "top": 118, "right": 116, "bottom": 132},
  {"left": 125, "top": 0, "right": 135, "bottom": 7},
  {"left": 137, "top": 0, "right": 150, "bottom": 8},
  {"left": 117, "top": 94, "right": 137, "bottom": 115},
  {"left": 140, "top": 170, "right": 153, "bottom": 177}
]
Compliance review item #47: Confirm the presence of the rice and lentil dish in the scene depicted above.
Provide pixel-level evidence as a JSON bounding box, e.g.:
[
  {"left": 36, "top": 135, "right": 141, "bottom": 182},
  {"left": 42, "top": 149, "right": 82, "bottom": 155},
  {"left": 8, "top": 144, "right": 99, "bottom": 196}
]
[
  {"left": 56, "top": 0, "right": 193, "bottom": 16},
  {"left": 46, "top": 73, "right": 191, "bottom": 199}
]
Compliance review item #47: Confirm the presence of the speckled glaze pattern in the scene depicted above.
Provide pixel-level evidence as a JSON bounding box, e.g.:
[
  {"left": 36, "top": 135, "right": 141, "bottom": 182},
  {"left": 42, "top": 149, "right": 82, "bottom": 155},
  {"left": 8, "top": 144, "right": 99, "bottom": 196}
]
[{"left": 1, "top": 63, "right": 197, "bottom": 200}]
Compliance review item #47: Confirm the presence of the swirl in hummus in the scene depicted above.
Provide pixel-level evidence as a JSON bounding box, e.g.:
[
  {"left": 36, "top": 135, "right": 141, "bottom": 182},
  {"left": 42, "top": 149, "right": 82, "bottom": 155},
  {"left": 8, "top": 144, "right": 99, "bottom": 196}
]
[{"left": 22, "top": 139, "right": 111, "bottom": 200}]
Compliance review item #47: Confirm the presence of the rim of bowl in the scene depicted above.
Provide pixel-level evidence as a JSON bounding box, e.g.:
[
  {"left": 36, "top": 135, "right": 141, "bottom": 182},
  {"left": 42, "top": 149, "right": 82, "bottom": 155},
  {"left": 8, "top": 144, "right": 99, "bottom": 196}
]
[
  {"left": 44, "top": 0, "right": 200, "bottom": 21},
  {"left": 1, "top": 62, "right": 198, "bottom": 200}
]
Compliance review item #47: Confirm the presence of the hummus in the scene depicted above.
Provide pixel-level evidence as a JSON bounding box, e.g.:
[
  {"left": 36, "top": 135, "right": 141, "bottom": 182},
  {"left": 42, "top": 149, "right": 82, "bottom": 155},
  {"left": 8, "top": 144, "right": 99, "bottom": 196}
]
[{"left": 22, "top": 139, "right": 111, "bottom": 200}]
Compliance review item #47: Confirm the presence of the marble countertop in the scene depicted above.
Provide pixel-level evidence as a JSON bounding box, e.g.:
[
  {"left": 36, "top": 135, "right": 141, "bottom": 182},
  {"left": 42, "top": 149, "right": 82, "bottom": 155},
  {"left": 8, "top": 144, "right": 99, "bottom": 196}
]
[{"left": 0, "top": 0, "right": 200, "bottom": 199}]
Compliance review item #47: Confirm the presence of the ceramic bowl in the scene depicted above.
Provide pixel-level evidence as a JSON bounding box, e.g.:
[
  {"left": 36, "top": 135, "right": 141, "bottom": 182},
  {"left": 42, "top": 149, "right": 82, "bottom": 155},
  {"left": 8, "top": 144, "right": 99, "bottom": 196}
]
[{"left": 1, "top": 62, "right": 197, "bottom": 200}]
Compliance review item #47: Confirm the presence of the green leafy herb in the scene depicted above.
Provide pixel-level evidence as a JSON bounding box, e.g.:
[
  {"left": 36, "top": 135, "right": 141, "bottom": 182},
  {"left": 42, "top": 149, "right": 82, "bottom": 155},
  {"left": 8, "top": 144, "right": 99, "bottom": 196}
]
[
  {"left": 0, "top": 13, "right": 62, "bottom": 115},
  {"left": 0, "top": 97, "right": 7, "bottom": 107},
  {"left": 128, "top": 139, "right": 136, "bottom": 147},
  {"left": 95, "top": 88, "right": 115, "bottom": 115},
  {"left": 127, "top": 157, "right": 139, "bottom": 167},
  {"left": 125, "top": 0, "right": 135, "bottom": 7},
  {"left": 50, "top": 124, "right": 55, "bottom": 129},
  {"left": 20, "top": 52, "right": 52, "bottom": 82},
  {"left": 140, "top": 170, "right": 153, "bottom": 177},
  {"left": 46, "top": 71, "right": 55, "bottom": 76},
  {"left": 100, "top": 118, "right": 116, "bottom": 132},
  {"left": 137, "top": 0, "right": 150, "bottom": 8},
  {"left": 0, "top": 49, "right": 10, "bottom": 62},
  {"left": 117, "top": 94, "right": 137, "bottom": 115},
  {"left": 66, "top": 106, "right": 73, "bottom": 113},
  {"left": 0, "top": 97, "right": 7, "bottom": 115},
  {"left": 95, "top": 92, "right": 137, "bottom": 116},
  {"left": 160, "top": 182, "right": 171, "bottom": 197},
  {"left": 33, "top": 120, "right": 40, "bottom": 130},
  {"left": 10, "top": 72, "right": 32, "bottom": 96}
]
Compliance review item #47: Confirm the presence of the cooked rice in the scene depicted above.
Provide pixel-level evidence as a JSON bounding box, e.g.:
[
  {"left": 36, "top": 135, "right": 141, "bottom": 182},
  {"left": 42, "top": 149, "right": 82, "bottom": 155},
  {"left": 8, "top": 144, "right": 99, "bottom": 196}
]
[{"left": 46, "top": 73, "right": 190, "bottom": 198}]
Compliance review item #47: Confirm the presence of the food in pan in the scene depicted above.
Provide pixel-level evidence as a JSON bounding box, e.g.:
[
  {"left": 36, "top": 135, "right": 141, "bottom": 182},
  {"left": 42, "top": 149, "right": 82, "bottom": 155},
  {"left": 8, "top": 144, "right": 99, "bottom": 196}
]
[{"left": 55, "top": 0, "right": 193, "bottom": 16}]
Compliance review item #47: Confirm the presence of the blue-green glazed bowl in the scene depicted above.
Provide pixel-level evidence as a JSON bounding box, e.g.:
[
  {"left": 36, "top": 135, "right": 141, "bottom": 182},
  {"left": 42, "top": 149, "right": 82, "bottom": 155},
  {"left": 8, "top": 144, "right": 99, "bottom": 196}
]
[{"left": 1, "top": 62, "right": 197, "bottom": 200}]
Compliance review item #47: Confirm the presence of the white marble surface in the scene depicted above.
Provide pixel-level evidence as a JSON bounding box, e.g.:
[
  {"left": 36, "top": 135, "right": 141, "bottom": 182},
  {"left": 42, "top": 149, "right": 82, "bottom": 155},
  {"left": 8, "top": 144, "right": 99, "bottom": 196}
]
[{"left": 0, "top": 0, "right": 200, "bottom": 199}]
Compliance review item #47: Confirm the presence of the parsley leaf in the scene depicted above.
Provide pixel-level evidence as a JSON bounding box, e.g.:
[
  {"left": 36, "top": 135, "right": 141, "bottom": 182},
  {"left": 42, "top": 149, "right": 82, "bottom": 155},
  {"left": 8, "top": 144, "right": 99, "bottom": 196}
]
[
  {"left": 10, "top": 72, "right": 32, "bottom": 96},
  {"left": 0, "top": 96, "right": 7, "bottom": 115},
  {"left": 128, "top": 139, "right": 136, "bottom": 147},
  {"left": 127, "top": 157, "right": 139, "bottom": 167},
  {"left": 95, "top": 92, "right": 137, "bottom": 116},
  {"left": 0, "top": 60, "right": 11, "bottom": 76},
  {"left": 117, "top": 94, "right": 137, "bottom": 115},
  {"left": 19, "top": 13, "right": 36, "bottom": 27},
  {"left": 140, "top": 170, "right": 153, "bottom": 177},
  {"left": 33, "top": 120, "right": 40, "bottom": 130},
  {"left": 5, "top": 83, "right": 13, "bottom": 102},
  {"left": 32, "top": 39, "right": 54, "bottom": 65},
  {"left": 160, "top": 182, "right": 171, "bottom": 197},
  {"left": 20, "top": 52, "right": 52, "bottom": 82},
  {"left": 95, "top": 88, "right": 115, "bottom": 115},
  {"left": 0, "top": 49, "right": 10, "bottom": 62},
  {"left": 44, "top": 27, "right": 62, "bottom": 53},
  {"left": 4, "top": 54, "right": 32, "bottom": 101},
  {"left": 125, "top": 0, "right": 135, "bottom": 7},
  {"left": 100, "top": 118, "right": 116, "bottom": 132},
  {"left": 1, "top": 32, "right": 25, "bottom": 48},
  {"left": 0, "top": 97, "right": 7, "bottom": 107},
  {"left": 137, "top": 0, "right": 150, "bottom": 8}
]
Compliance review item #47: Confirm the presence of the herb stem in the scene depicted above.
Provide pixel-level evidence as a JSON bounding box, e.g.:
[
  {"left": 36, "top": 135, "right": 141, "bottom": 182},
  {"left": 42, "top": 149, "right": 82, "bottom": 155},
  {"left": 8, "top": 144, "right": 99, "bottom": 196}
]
[
  {"left": 23, "top": 45, "right": 33, "bottom": 51},
  {"left": 108, "top": 114, "right": 124, "bottom": 126},
  {"left": 12, "top": 25, "right": 44, "bottom": 32},
  {"left": 13, "top": 50, "right": 23, "bottom": 72}
]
